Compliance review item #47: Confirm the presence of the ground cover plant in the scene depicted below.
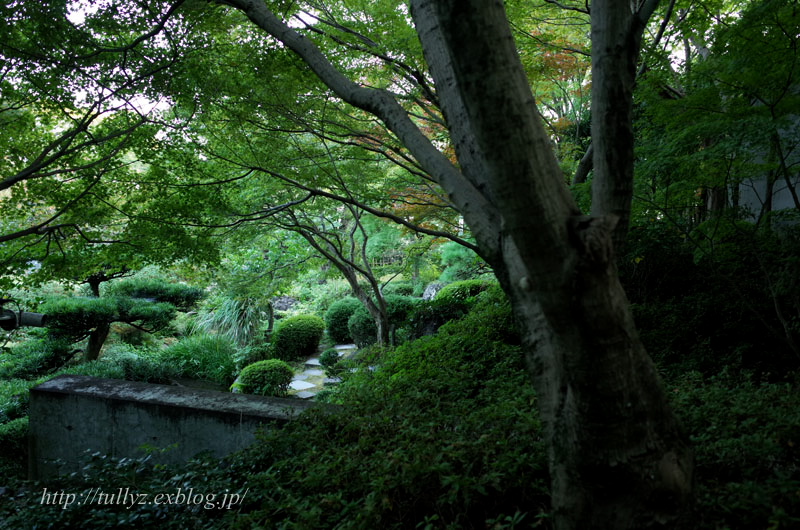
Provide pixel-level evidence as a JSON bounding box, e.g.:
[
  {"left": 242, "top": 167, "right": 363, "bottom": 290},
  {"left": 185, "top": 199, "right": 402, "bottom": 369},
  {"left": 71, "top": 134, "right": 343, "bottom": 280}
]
[{"left": 0, "top": 276, "right": 798, "bottom": 528}]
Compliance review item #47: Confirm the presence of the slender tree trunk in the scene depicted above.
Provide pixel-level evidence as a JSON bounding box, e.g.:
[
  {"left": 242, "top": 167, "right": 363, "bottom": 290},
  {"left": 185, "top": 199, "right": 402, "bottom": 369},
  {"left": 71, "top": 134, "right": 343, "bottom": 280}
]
[
  {"left": 590, "top": 0, "right": 652, "bottom": 249},
  {"left": 85, "top": 321, "right": 110, "bottom": 361}
]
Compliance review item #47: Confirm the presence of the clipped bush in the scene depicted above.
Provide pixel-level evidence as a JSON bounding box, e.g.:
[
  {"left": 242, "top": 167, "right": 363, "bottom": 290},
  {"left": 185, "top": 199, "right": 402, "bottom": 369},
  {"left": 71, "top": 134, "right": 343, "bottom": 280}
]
[
  {"left": 0, "top": 336, "right": 74, "bottom": 380},
  {"left": 347, "top": 305, "right": 377, "bottom": 348},
  {"left": 434, "top": 278, "right": 495, "bottom": 306},
  {"left": 347, "top": 295, "right": 420, "bottom": 348},
  {"left": 324, "top": 297, "right": 362, "bottom": 344},
  {"left": 382, "top": 282, "right": 414, "bottom": 296},
  {"left": 157, "top": 333, "right": 237, "bottom": 386},
  {"left": 408, "top": 279, "right": 499, "bottom": 339},
  {"left": 234, "top": 359, "right": 294, "bottom": 397},
  {"left": 106, "top": 278, "right": 204, "bottom": 310},
  {"left": 319, "top": 348, "right": 344, "bottom": 378},
  {"left": 272, "top": 314, "right": 325, "bottom": 361}
]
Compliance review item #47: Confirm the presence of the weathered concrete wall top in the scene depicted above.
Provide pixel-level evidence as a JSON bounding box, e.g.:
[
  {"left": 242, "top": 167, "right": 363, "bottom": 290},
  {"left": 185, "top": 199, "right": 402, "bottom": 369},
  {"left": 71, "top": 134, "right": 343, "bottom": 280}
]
[{"left": 29, "top": 374, "right": 318, "bottom": 480}]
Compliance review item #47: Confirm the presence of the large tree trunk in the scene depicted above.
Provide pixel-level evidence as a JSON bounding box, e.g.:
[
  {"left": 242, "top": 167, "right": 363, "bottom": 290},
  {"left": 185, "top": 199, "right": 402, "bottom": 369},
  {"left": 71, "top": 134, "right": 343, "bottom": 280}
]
[
  {"left": 411, "top": 2, "right": 692, "bottom": 528},
  {"left": 224, "top": 0, "right": 693, "bottom": 526}
]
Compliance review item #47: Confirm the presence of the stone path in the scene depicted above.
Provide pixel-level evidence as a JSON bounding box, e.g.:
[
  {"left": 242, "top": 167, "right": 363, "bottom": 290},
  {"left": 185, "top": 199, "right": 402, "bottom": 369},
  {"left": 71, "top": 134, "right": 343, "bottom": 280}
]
[{"left": 288, "top": 344, "right": 356, "bottom": 400}]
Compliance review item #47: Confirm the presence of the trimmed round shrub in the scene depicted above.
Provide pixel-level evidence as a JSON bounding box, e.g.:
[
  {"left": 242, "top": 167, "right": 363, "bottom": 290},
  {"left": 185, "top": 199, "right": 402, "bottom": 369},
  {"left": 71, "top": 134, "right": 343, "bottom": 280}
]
[
  {"left": 347, "top": 295, "right": 419, "bottom": 348},
  {"left": 383, "top": 282, "right": 414, "bottom": 296},
  {"left": 384, "top": 294, "right": 416, "bottom": 323},
  {"left": 234, "top": 359, "right": 294, "bottom": 397},
  {"left": 324, "top": 297, "right": 362, "bottom": 344},
  {"left": 272, "top": 314, "right": 325, "bottom": 361},
  {"left": 348, "top": 306, "right": 377, "bottom": 348},
  {"left": 319, "top": 348, "right": 344, "bottom": 378},
  {"left": 434, "top": 279, "right": 495, "bottom": 306}
]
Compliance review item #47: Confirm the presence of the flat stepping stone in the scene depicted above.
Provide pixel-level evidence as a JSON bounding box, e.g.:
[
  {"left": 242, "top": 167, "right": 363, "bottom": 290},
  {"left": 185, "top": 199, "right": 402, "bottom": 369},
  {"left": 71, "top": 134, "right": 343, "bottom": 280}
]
[
  {"left": 295, "top": 391, "right": 316, "bottom": 399},
  {"left": 324, "top": 377, "right": 341, "bottom": 385},
  {"left": 293, "top": 374, "right": 309, "bottom": 381},
  {"left": 302, "top": 369, "right": 324, "bottom": 377},
  {"left": 334, "top": 344, "right": 356, "bottom": 350},
  {"left": 305, "top": 358, "right": 321, "bottom": 366},
  {"left": 290, "top": 380, "right": 316, "bottom": 391}
]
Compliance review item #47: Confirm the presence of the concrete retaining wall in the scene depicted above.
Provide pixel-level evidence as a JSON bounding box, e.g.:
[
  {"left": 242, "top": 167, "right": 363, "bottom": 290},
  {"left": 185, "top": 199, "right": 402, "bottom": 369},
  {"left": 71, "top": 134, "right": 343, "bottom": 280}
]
[{"left": 29, "top": 374, "right": 317, "bottom": 480}]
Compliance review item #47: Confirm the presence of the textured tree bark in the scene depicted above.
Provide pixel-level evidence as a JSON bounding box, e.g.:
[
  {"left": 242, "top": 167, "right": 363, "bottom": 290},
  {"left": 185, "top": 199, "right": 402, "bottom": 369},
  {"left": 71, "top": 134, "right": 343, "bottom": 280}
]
[
  {"left": 222, "top": 0, "right": 693, "bottom": 526},
  {"left": 410, "top": 2, "right": 692, "bottom": 527},
  {"left": 85, "top": 321, "right": 110, "bottom": 361},
  {"left": 590, "top": 0, "right": 658, "bottom": 249}
]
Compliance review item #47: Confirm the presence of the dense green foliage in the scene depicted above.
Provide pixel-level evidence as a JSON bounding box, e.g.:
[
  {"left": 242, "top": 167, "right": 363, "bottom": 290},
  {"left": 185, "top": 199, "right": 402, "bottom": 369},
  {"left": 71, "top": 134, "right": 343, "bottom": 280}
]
[
  {"left": 324, "top": 297, "right": 361, "bottom": 344},
  {"left": 318, "top": 347, "right": 344, "bottom": 378},
  {"left": 0, "top": 378, "right": 38, "bottom": 424},
  {"left": 346, "top": 305, "right": 377, "bottom": 349},
  {"left": 44, "top": 296, "right": 176, "bottom": 339},
  {"left": 271, "top": 314, "right": 326, "bottom": 361},
  {"left": 106, "top": 278, "right": 204, "bottom": 311},
  {"left": 0, "top": 335, "right": 73, "bottom": 380},
  {"left": 233, "top": 359, "right": 294, "bottom": 397},
  {"left": 157, "top": 333, "right": 237, "bottom": 386},
  {"left": 620, "top": 221, "right": 800, "bottom": 376},
  {"left": 347, "top": 295, "right": 419, "bottom": 348},
  {"left": 671, "top": 372, "right": 800, "bottom": 529},
  {"left": 0, "top": 279, "right": 799, "bottom": 528}
]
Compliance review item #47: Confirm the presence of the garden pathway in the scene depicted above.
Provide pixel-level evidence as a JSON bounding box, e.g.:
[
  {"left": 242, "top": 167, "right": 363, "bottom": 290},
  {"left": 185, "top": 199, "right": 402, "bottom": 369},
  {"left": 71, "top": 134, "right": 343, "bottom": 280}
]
[{"left": 288, "top": 344, "right": 356, "bottom": 399}]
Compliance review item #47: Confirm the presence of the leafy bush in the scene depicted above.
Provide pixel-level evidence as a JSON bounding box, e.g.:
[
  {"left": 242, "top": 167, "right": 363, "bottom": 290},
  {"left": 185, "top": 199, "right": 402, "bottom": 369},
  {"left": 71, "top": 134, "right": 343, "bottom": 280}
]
[
  {"left": 434, "top": 278, "right": 495, "bottom": 306},
  {"left": 409, "top": 280, "right": 501, "bottom": 339},
  {"left": 382, "top": 282, "right": 414, "bottom": 296},
  {"left": 620, "top": 221, "right": 795, "bottom": 376},
  {"left": 347, "top": 305, "right": 376, "bottom": 349},
  {"left": 0, "top": 417, "right": 29, "bottom": 479},
  {"left": 324, "top": 297, "right": 362, "bottom": 344},
  {"left": 271, "top": 314, "right": 325, "bottom": 361},
  {"left": 319, "top": 348, "right": 344, "bottom": 378},
  {"left": 347, "top": 295, "right": 420, "bottom": 348},
  {"left": 0, "top": 451, "right": 250, "bottom": 529},
  {"left": 157, "top": 333, "right": 237, "bottom": 385},
  {"left": 58, "top": 359, "right": 126, "bottom": 380},
  {"left": 233, "top": 359, "right": 294, "bottom": 397}
]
